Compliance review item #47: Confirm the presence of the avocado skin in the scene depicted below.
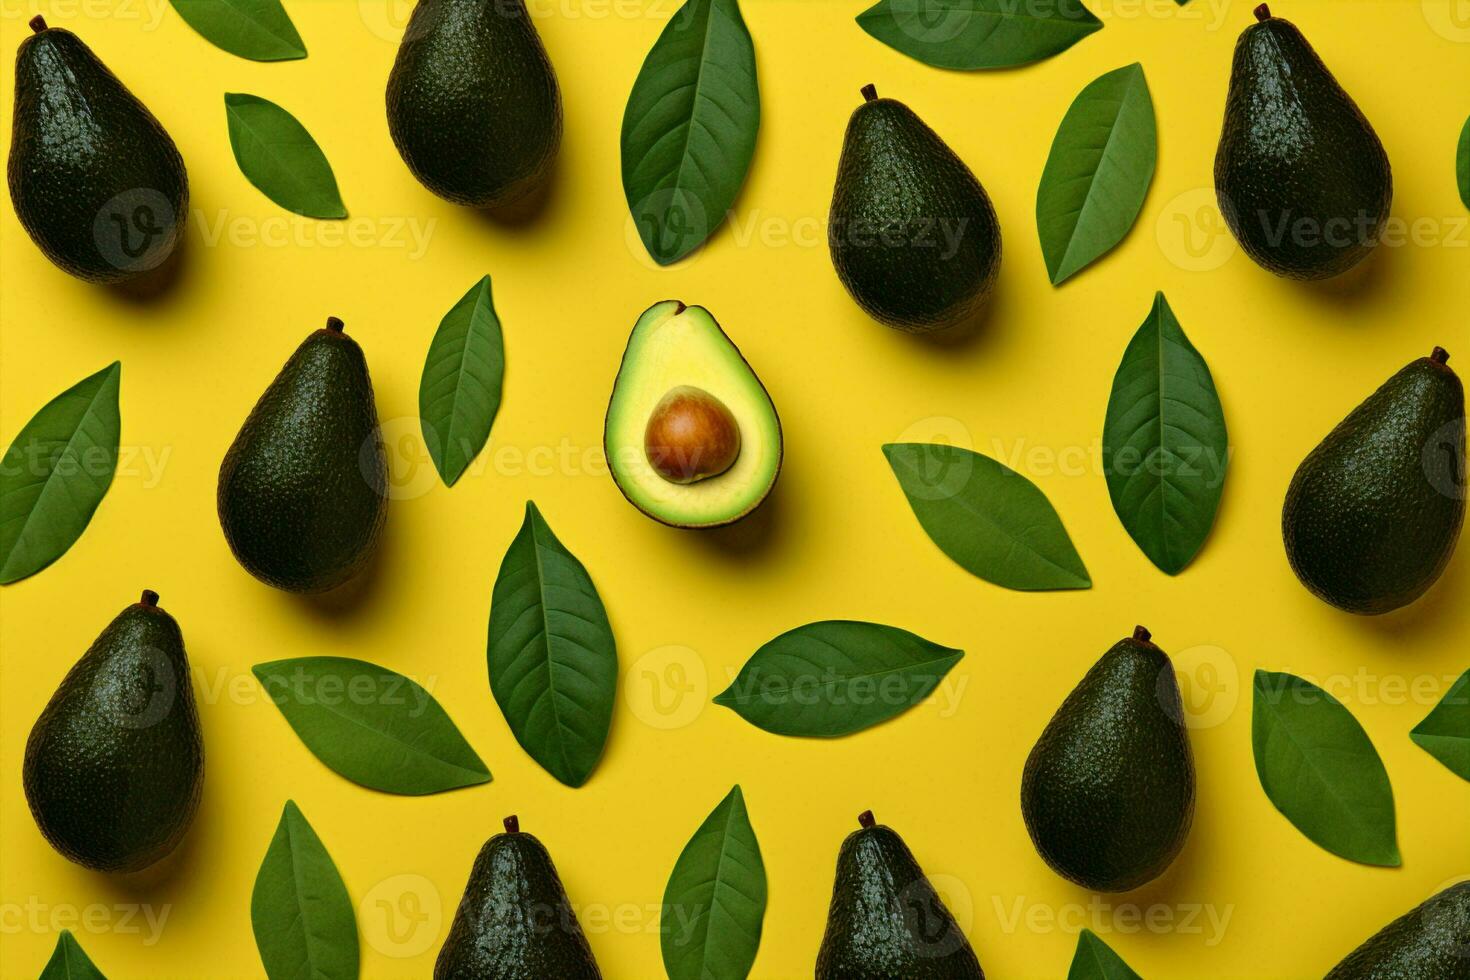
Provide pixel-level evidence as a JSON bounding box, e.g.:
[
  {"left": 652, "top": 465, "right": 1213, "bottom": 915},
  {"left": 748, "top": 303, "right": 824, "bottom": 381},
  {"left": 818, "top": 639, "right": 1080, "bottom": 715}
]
[
  {"left": 829, "top": 91, "right": 1001, "bottom": 334},
  {"left": 435, "top": 825, "right": 602, "bottom": 979},
  {"left": 8, "top": 23, "right": 187, "bottom": 283},
  {"left": 23, "top": 595, "right": 203, "bottom": 873},
  {"left": 1214, "top": 12, "right": 1391, "bottom": 280},
  {"left": 218, "top": 324, "right": 387, "bottom": 594},
  {"left": 1326, "top": 882, "right": 1470, "bottom": 979},
  {"left": 816, "top": 820, "right": 984, "bottom": 979},
  {"left": 1021, "top": 632, "right": 1195, "bottom": 892},
  {"left": 386, "top": 0, "right": 561, "bottom": 208},
  {"left": 1283, "top": 354, "right": 1465, "bottom": 615}
]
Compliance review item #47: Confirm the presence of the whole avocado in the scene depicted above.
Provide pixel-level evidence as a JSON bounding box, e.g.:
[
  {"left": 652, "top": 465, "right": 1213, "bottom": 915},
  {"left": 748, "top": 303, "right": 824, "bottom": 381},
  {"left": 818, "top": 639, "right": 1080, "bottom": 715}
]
[
  {"left": 23, "top": 591, "right": 204, "bottom": 873},
  {"left": 815, "top": 811, "right": 984, "bottom": 979},
  {"left": 1021, "top": 627, "right": 1195, "bottom": 892},
  {"left": 386, "top": 0, "right": 561, "bottom": 208},
  {"left": 1325, "top": 882, "right": 1470, "bottom": 979},
  {"left": 1283, "top": 348, "right": 1465, "bottom": 615},
  {"left": 1214, "top": 5, "right": 1391, "bottom": 280},
  {"left": 8, "top": 17, "right": 188, "bottom": 283},
  {"left": 829, "top": 85, "right": 1001, "bottom": 334},
  {"left": 435, "top": 816, "right": 602, "bottom": 979},
  {"left": 218, "top": 318, "right": 388, "bottom": 594}
]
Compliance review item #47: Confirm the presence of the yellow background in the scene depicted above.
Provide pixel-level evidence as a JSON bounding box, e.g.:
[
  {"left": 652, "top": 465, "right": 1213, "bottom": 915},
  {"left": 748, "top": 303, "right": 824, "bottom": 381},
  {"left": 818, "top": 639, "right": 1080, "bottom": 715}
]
[{"left": 3, "top": 0, "right": 1469, "bottom": 977}]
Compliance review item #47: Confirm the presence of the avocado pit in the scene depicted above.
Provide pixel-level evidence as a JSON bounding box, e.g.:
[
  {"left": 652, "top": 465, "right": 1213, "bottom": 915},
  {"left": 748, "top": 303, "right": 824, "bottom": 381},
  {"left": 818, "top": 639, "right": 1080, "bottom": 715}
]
[{"left": 644, "top": 386, "right": 741, "bottom": 485}]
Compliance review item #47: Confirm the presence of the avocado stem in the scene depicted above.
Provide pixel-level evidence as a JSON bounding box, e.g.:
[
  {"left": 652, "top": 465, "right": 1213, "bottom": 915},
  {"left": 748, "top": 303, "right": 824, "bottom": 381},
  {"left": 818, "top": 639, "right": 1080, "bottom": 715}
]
[
  {"left": 857, "top": 810, "right": 875, "bottom": 829},
  {"left": 140, "top": 590, "right": 159, "bottom": 607},
  {"left": 860, "top": 83, "right": 878, "bottom": 103},
  {"left": 1253, "top": 3, "right": 1271, "bottom": 21},
  {"left": 503, "top": 815, "right": 519, "bottom": 834},
  {"left": 29, "top": 15, "right": 46, "bottom": 32},
  {"left": 1431, "top": 347, "right": 1450, "bottom": 365},
  {"left": 1132, "top": 625, "right": 1152, "bottom": 643},
  {"left": 325, "top": 316, "right": 344, "bottom": 333}
]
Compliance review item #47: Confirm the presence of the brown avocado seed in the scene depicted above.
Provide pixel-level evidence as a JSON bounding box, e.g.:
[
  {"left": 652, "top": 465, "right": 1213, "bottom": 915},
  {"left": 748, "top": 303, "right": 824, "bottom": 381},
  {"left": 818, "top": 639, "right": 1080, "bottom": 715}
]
[{"left": 644, "top": 386, "right": 741, "bottom": 485}]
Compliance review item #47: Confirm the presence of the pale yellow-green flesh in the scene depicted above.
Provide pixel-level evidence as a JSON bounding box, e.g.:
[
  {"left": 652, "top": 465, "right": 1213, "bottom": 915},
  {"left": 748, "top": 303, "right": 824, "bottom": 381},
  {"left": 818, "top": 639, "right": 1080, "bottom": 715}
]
[{"left": 606, "top": 302, "right": 781, "bottom": 527}]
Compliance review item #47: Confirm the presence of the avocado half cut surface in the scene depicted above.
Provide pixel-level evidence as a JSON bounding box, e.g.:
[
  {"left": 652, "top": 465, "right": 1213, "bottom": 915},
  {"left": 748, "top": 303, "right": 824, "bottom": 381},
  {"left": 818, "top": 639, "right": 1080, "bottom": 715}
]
[{"left": 605, "top": 301, "right": 781, "bottom": 529}]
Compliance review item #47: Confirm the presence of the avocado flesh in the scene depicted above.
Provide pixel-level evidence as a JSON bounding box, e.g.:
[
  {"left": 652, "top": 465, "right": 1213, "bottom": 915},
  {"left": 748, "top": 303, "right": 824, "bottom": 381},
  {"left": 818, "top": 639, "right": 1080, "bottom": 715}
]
[
  {"left": 1214, "top": 9, "right": 1391, "bottom": 280},
  {"left": 217, "top": 320, "right": 388, "bottom": 594},
  {"left": 386, "top": 0, "right": 561, "bottom": 208},
  {"left": 23, "top": 592, "right": 204, "bottom": 873},
  {"left": 815, "top": 814, "right": 984, "bottom": 979},
  {"left": 829, "top": 86, "right": 1001, "bottom": 334},
  {"left": 1021, "top": 629, "right": 1195, "bottom": 892},
  {"left": 435, "top": 819, "right": 602, "bottom": 979},
  {"left": 605, "top": 301, "right": 781, "bottom": 528},
  {"left": 8, "top": 19, "right": 188, "bottom": 283},
  {"left": 1283, "top": 351, "right": 1465, "bottom": 615},
  {"left": 1326, "top": 882, "right": 1470, "bottom": 979}
]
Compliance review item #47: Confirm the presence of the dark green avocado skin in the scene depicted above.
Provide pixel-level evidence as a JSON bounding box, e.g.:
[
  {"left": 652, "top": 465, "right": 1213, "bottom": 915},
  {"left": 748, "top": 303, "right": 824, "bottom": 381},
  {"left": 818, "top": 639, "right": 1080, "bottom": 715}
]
[
  {"left": 435, "top": 826, "right": 602, "bottom": 979},
  {"left": 1214, "top": 11, "right": 1391, "bottom": 280},
  {"left": 815, "top": 821, "right": 984, "bottom": 979},
  {"left": 8, "top": 22, "right": 187, "bottom": 283},
  {"left": 386, "top": 0, "right": 561, "bottom": 208},
  {"left": 829, "top": 89, "right": 1001, "bottom": 334},
  {"left": 1283, "top": 353, "right": 1465, "bottom": 615},
  {"left": 23, "top": 595, "right": 204, "bottom": 873},
  {"left": 218, "top": 324, "right": 387, "bottom": 594},
  {"left": 1325, "top": 882, "right": 1470, "bottom": 979},
  {"left": 1021, "top": 633, "right": 1195, "bottom": 892}
]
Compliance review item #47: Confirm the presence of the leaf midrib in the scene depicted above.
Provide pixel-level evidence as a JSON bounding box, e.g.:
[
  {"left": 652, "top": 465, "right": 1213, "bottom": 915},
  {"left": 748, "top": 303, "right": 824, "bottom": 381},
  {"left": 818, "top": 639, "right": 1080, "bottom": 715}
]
[
  {"left": 717, "top": 647, "right": 960, "bottom": 706},
  {"left": 1257, "top": 682, "right": 1395, "bottom": 859},
  {"left": 889, "top": 447, "right": 1085, "bottom": 582},
  {"left": 0, "top": 368, "right": 116, "bottom": 577}
]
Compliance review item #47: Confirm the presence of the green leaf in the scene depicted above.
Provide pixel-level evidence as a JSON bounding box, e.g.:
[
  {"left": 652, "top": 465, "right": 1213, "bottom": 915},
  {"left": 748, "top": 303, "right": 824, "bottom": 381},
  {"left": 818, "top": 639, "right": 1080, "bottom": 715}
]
[
  {"left": 1458, "top": 114, "right": 1469, "bottom": 211},
  {"left": 487, "top": 502, "right": 617, "bottom": 787},
  {"left": 1037, "top": 63, "right": 1156, "bottom": 285},
  {"left": 661, "top": 786, "right": 767, "bottom": 980},
  {"left": 253, "top": 657, "right": 490, "bottom": 795},
  {"left": 224, "top": 93, "right": 346, "bottom": 219},
  {"left": 251, "top": 801, "right": 358, "bottom": 980},
  {"left": 169, "top": 0, "right": 306, "bottom": 61},
  {"left": 1252, "top": 670, "right": 1400, "bottom": 867},
  {"left": 39, "top": 931, "right": 106, "bottom": 980},
  {"left": 419, "top": 276, "right": 505, "bottom": 486},
  {"left": 1102, "top": 292, "right": 1227, "bottom": 575},
  {"left": 1067, "top": 929, "right": 1142, "bottom": 980},
  {"left": 883, "top": 443, "right": 1090, "bottom": 591},
  {"left": 713, "top": 621, "right": 963, "bottom": 737},
  {"left": 856, "top": 0, "right": 1101, "bottom": 70},
  {"left": 621, "top": 0, "right": 759, "bottom": 265},
  {"left": 1411, "top": 668, "right": 1470, "bottom": 781},
  {"left": 0, "top": 363, "right": 120, "bottom": 584}
]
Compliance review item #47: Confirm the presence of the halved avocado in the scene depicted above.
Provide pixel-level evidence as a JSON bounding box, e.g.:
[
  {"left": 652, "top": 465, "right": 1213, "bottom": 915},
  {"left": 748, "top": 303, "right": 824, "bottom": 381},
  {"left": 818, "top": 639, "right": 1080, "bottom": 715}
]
[{"left": 605, "top": 301, "right": 781, "bottom": 528}]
